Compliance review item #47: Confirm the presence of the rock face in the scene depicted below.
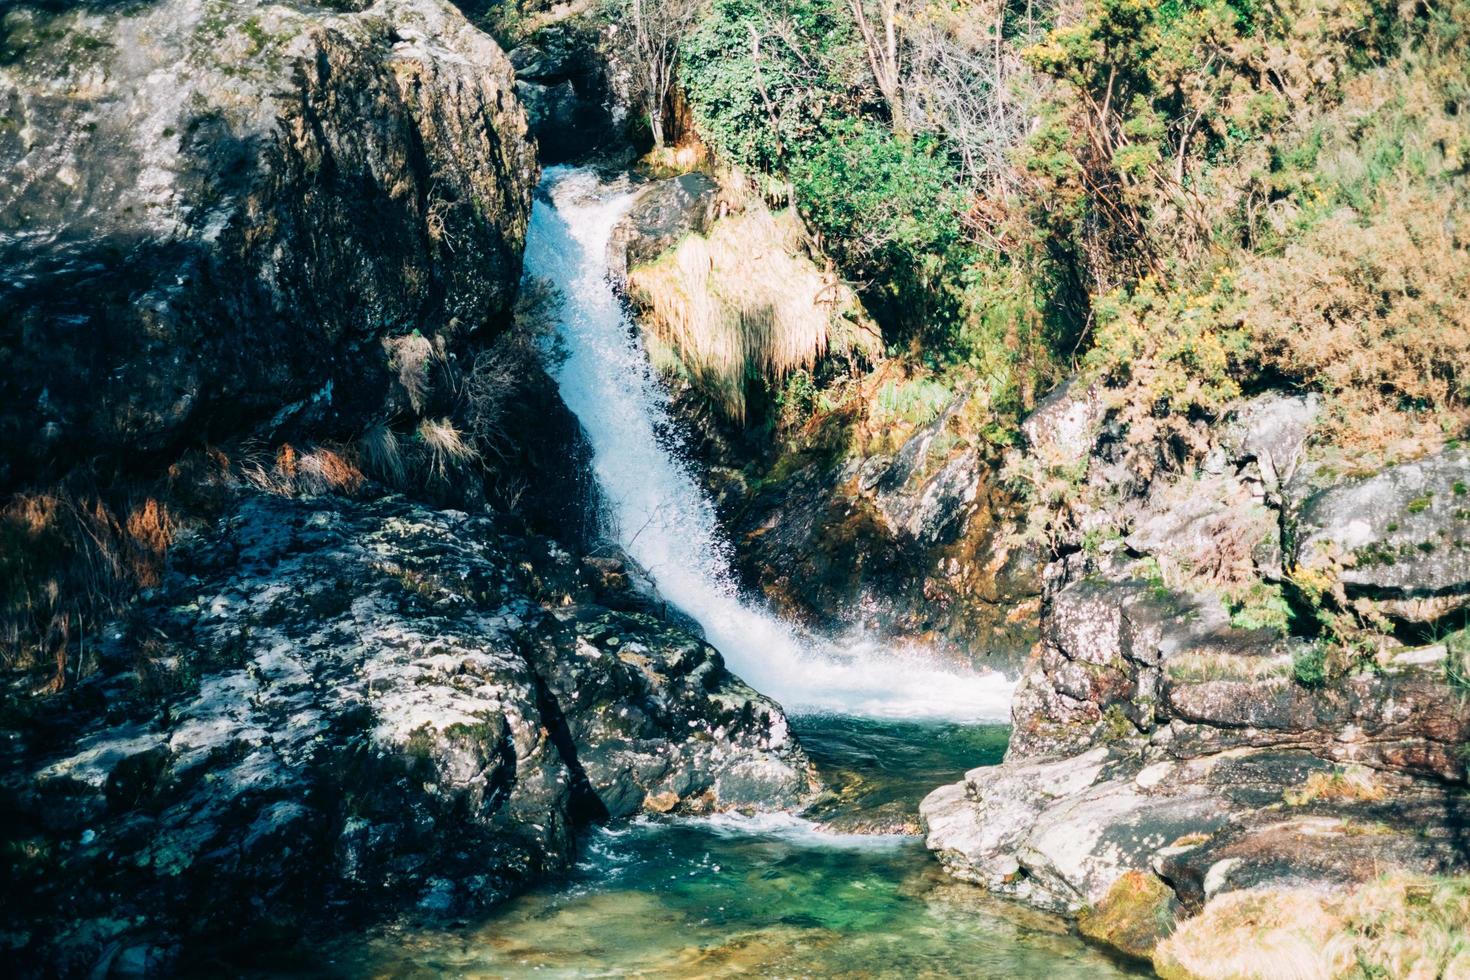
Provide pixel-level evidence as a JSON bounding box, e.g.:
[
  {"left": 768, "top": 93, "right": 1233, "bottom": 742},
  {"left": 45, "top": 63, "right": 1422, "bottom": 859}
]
[
  {"left": 1, "top": 491, "right": 815, "bottom": 975},
  {"left": 607, "top": 171, "right": 720, "bottom": 281},
  {"left": 508, "top": 20, "right": 637, "bottom": 164},
  {"left": 1296, "top": 448, "right": 1470, "bottom": 624},
  {"left": 730, "top": 390, "right": 1043, "bottom": 673},
  {"left": 925, "top": 575, "right": 1470, "bottom": 915},
  {"left": 923, "top": 380, "right": 1470, "bottom": 958},
  {"left": 0, "top": 0, "right": 537, "bottom": 488}
]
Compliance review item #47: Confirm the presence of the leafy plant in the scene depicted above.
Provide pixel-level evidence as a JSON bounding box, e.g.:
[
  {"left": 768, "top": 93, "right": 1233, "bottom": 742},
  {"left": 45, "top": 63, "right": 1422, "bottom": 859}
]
[{"left": 1292, "top": 644, "right": 1329, "bottom": 689}]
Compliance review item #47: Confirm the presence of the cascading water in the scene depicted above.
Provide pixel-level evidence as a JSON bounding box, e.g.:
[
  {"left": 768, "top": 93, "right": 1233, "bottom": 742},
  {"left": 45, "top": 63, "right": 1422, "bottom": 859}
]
[{"left": 529, "top": 165, "right": 1013, "bottom": 723}]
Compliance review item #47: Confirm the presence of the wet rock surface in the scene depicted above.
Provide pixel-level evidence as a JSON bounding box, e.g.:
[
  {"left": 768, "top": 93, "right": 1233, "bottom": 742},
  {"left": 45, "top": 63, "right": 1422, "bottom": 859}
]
[
  {"left": 506, "top": 18, "right": 641, "bottom": 165},
  {"left": 0, "top": 491, "right": 815, "bottom": 975},
  {"left": 925, "top": 596, "right": 1470, "bottom": 914},
  {"left": 607, "top": 171, "right": 721, "bottom": 281},
  {"left": 0, "top": 0, "right": 536, "bottom": 488},
  {"left": 729, "top": 391, "right": 1043, "bottom": 674}
]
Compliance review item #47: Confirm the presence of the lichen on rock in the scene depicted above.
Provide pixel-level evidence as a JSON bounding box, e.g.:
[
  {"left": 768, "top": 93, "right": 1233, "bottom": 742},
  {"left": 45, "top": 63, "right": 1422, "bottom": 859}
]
[
  {"left": 0, "top": 0, "right": 537, "bottom": 488},
  {"left": 1, "top": 491, "right": 816, "bottom": 972}
]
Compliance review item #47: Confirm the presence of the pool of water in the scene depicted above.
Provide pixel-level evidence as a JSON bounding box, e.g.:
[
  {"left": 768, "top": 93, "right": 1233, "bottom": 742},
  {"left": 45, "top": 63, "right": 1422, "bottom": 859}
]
[{"left": 286, "top": 717, "right": 1143, "bottom": 979}]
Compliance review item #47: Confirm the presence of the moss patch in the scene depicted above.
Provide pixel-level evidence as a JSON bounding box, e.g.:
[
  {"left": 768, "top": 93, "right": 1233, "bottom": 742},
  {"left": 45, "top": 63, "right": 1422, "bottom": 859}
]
[{"left": 1079, "top": 870, "right": 1179, "bottom": 961}]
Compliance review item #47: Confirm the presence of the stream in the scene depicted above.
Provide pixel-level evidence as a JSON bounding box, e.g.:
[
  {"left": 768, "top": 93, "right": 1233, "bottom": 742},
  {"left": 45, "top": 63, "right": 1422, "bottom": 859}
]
[
  {"left": 300, "top": 716, "right": 1139, "bottom": 978},
  {"left": 279, "top": 168, "right": 1140, "bottom": 976}
]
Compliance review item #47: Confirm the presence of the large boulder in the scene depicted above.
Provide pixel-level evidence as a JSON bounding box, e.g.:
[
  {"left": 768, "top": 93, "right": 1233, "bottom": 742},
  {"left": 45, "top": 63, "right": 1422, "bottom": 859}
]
[
  {"left": 0, "top": 491, "right": 815, "bottom": 974},
  {"left": 0, "top": 0, "right": 537, "bottom": 489},
  {"left": 1020, "top": 378, "right": 1105, "bottom": 468},
  {"left": 1295, "top": 447, "right": 1470, "bottom": 624},
  {"left": 607, "top": 172, "right": 720, "bottom": 281},
  {"left": 924, "top": 740, "right": 1466, "bottom": 917}
]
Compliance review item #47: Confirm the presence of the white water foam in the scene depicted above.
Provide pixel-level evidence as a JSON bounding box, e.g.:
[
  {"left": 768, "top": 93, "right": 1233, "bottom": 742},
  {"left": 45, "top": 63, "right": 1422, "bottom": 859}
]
[{"left": 528, "top": 165, "right": 1013, "bottom": 723}]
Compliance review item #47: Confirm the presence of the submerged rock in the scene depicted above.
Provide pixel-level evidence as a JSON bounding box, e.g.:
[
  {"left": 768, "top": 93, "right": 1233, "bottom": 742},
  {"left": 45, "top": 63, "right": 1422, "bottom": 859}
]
[
  {"left": 1, "top": 491, "right": 815, "bottom": 974},
  {"left": 0, "top": 0, "right": 536, "bottom": 488}
]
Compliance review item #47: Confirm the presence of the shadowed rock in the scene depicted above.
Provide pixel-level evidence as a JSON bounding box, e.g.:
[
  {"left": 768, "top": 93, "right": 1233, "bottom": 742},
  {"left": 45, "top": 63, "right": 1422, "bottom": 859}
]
[{"left": 0, "top": 0, "right": 537, "bottom": 488}]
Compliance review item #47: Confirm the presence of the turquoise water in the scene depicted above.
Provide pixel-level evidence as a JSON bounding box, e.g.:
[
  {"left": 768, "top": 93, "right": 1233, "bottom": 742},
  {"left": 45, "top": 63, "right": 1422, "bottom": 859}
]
[{"left": 294, "top": 718, "right": 1143, "bottom": 979}]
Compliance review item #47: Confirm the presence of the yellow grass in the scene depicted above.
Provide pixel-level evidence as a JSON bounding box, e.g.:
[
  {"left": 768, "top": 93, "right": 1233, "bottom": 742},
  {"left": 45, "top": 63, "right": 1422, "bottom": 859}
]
[
  {"left": 628, "top": 204, "right": 880, "bottom": 420},
  {"left": 1283, "top": 766, "right": 1389, "bottom": 807},
  {"left": 1154, "top": 876, "right": 1470, "bottom": 980},
  {"left": 416, "top": 418, "right": 478, "bottom": 483}
]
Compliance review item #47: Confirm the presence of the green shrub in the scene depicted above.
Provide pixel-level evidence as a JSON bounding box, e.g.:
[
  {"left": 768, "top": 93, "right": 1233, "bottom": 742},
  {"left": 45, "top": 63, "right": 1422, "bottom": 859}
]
[
  {"left": 874, "top": 377, "right": 953, "bottom": 426},
  {"left": 1228, "top": 582, "right": 1293, "bottom": 635},
  {"left": 1292, "top": 644, "right": 1329, "bottom": 688},
  {"left": 680, "top": 0, "right": 864, "bottom": 181}
]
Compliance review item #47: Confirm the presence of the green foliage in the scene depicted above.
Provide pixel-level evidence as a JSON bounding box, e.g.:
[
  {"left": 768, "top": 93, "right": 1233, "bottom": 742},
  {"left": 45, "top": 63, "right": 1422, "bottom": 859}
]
[
  {"left": 1227, "top": 582, "right": 1292, "bottom": 635},
  {"left": 874, "top": 377, "right": 953, "bottom": 426},
  {"left": 791, "top": 119, "right": 968, "bottom": 300},
  {"left": 1084, "top": 275, "right": 1247, "bottom": 419},
  {"left": 1292, "top": 644, "right": 1328, "bottom": 689},
  {"left": 1099, "top": 703, "right": 1136, "bottom": 742},
  {"left": 671, "top": 0, "right": 1470, "bottom": 507},
  {"left": 680, "top": 0, "right": 865, "bottom": 181}
]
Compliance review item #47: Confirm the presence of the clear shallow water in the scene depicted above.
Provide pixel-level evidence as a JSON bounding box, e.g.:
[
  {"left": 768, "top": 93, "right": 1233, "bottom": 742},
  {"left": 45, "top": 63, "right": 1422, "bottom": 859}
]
[
  {"left": 295, "top": 717, "right": 1143, "bottom": 979},
  {"left": 531, "top": 165, "right": 1014, "bottom": 723}
]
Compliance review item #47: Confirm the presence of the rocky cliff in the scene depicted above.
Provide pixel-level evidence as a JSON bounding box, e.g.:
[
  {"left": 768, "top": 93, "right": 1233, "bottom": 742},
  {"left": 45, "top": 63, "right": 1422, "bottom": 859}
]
[
  {"left": 725, "top": 386, "right": 1042, "bottom": 674},
  {"left": 0, "top": 3, "right": 823, "bottom": 976},
  {"left": 922, "top": 383, "right": 1470, "bottom": 967},
  {"left": 0, "top": 0, "right": 536, "bottom": 488}
]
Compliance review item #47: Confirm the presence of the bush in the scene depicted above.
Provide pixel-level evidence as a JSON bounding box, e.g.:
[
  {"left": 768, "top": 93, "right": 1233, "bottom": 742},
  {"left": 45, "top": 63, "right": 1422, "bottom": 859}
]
[
  {"left": 680, "top": 0, "right": 867, "bottom": 181},
  {"left": 792, "top": 118, "right": 971, "bottom": 334},
  {"left": 1292, "top": 644, "right": 1328, "bottom": 688}
]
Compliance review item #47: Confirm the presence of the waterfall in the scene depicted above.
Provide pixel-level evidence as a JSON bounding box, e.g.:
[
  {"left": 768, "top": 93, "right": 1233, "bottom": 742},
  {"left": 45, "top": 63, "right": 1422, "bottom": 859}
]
[{"left": 527, "top": 165, "right": 1013, "bottom": 723}]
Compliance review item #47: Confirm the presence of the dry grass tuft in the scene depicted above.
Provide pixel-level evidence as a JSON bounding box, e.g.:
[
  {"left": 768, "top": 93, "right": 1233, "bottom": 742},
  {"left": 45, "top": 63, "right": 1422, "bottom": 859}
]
[
  {"left": 275, "top": 443, "right": 299, "bottom": 481},
  {"left": 243, "top": 444, "right": 367, "bottom": 497},
  {"left": 628, "top": 204, "right": 880, "bottom": 420},
  {"left": 384, "top": 331, "right": 439, "bottom": 413},
  {"left": 358, "top": 421, "right": 405, "bottom": 486},
  {"left": 416, "top": 418, "right": 479, "bottom": 483},
  {"left": 1154, "top": 876, "right": 1470, "bottom": 980},
  {"left": 124, "top": 498, "right": 176, "bottom": 588},
  {"left": 297, "top": 447, "right": 365, "bottom": 495},
  {"left": 1283, "top": 766, "right": 1389, "bottom": 807},
  {"left": 1, "top": 490, "right": 150, "bottom": 684}
]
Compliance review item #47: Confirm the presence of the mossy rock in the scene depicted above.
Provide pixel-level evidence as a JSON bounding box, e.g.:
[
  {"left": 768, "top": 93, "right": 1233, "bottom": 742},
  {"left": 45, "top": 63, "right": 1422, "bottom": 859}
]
[{"left": 1078, "top": 870, "right": 1179, "bottom": 961}]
